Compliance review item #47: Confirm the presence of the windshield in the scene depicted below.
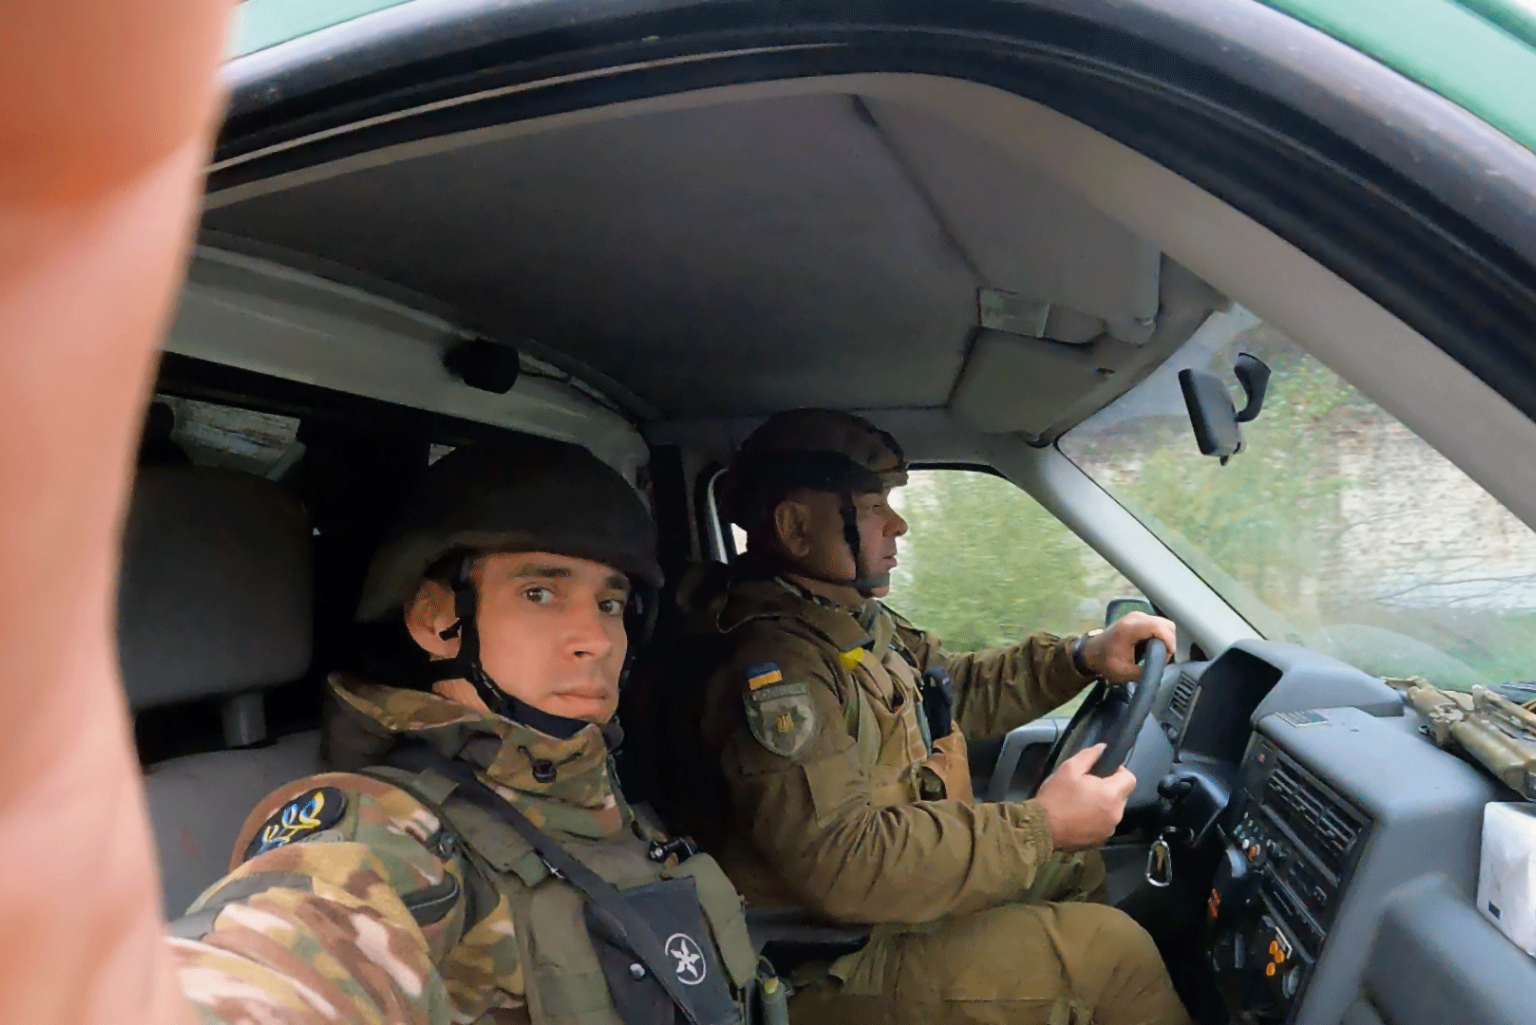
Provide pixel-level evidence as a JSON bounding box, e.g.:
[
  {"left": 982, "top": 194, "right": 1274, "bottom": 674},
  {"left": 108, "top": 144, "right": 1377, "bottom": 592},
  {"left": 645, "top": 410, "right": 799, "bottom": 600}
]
[
  {"left": 231, "top": 0, "right": 417, "bottom": 57},
  {"left": 1059, "top": 307, "right": 1536, "bottom": 690}
]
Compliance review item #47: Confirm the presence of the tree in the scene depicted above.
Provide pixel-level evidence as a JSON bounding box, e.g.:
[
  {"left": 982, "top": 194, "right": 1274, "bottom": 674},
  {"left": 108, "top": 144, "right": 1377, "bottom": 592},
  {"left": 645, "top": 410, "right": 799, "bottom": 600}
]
[{"left": 888, "top": 471, "right": 1132, "bottom": 651}]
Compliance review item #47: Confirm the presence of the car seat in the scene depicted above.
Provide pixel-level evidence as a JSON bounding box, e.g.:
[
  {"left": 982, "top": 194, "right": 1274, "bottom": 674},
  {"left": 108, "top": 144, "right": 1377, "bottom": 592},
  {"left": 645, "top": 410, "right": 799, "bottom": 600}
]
[{"left": 119, "top": 466, "right": 321, "bottom": 916}]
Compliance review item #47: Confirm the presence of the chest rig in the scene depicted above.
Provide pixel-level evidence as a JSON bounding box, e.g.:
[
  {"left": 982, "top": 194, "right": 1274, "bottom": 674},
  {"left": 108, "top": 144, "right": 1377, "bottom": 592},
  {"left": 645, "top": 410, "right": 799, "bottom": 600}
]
[
  {"left": 834, "top": 603, "right": 974, "bottom": 806},
  {"left": 367, "top": 742, "right": 759, "bottom": 1025}
]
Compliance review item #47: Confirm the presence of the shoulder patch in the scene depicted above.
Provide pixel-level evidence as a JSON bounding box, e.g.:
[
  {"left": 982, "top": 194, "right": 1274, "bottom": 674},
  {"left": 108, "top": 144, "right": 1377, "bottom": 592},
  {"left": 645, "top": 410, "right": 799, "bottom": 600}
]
[
  {"left": 745, "top": 661, "right": 783, "bottom": 690},
  {"left": 743, "top": 680, "right": 817, "bottom": 759},
  {"left": 244, "top": 787, "right": 348, "bottom": 859}
]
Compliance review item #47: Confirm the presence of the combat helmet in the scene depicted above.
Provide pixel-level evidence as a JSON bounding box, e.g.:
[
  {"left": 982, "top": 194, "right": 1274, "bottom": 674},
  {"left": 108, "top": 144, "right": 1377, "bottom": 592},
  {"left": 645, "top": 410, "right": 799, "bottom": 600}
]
[
  {"left": 357, "top": 437, "right": 661, "bottom": 723},
  {"left": 719, "top": 408, "right": 907, "bottom": 595}
]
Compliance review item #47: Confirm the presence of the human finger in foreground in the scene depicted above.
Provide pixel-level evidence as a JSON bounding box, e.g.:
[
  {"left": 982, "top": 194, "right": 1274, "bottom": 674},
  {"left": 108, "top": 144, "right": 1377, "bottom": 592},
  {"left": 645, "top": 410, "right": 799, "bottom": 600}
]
[{"left": 0, "top": 2, "right": 234, "bottom": 1025}]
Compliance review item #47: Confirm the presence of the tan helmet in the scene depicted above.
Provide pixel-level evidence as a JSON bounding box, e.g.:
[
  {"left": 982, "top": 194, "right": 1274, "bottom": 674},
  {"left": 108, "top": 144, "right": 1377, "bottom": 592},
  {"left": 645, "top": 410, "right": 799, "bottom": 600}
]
[
  {"left": 720, "top": 409, "right": 907, "bottom": 595},
  {"left": 720, "top": 408, "right": 907, "bottom": 531},
  {"left": 357, "top": 436, "right": 661, "bottom": 623}
]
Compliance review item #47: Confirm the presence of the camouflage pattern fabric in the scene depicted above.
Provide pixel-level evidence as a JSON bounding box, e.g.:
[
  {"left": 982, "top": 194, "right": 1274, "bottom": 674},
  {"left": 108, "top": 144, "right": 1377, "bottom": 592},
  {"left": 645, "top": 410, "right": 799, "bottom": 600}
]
[
  {"left": 1405, "top": 680, "right": 1536, "bottom": 799},
  {"left": 169, "top": 676, "right": 629, "bottom": 1025}
]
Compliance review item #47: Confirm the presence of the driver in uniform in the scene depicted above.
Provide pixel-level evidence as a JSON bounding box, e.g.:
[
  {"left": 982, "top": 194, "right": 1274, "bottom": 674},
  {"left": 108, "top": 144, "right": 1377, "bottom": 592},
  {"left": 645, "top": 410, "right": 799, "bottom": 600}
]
[{"left": 655, "top": 409, "right": 1190, "bottom": 1025}]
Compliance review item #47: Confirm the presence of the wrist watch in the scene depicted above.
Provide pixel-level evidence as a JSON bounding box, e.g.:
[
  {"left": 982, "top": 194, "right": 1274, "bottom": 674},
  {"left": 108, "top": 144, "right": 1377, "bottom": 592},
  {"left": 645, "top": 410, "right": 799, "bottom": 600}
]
[{"left": 1072, "top": 629, "right": 1103, "bottom": 677}]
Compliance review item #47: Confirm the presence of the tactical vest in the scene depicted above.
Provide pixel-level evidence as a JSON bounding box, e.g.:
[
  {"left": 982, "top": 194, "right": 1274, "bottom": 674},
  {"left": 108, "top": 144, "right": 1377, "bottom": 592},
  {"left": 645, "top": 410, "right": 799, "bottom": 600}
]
[
  {"left": 834, "top": 609, "right": 974, "bottom": 807},
  {"left": 365, "top": 756, "right": 765, "bottom": 1025}
]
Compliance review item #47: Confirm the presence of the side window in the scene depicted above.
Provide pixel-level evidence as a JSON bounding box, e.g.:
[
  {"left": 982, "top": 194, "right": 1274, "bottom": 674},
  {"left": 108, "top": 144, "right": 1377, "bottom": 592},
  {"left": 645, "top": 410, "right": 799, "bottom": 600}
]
[
  {"left": 149, "top": 395, "right": 303, "bottom": 478},
  {"left": 706, "top": 467, "right": 748, "bottom": 561},
  {"left": 885, "top": 467, "right": 1142, "bottom": 655}
]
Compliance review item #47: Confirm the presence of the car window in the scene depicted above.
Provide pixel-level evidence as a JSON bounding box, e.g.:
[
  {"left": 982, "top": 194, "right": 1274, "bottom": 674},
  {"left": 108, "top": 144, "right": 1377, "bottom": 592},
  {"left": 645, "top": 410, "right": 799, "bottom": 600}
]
[
  {"left": 704, "top": 467, "right": 747, "bottom": 560},
  {"left": 883, "top": 468, "right": 1143, "bottom": 713},
  {"left": 1060, "top": 308, "right": 1536, "bottom": 690},
  {"left": 152, "top": 395, "right": 303, "bottom": 478}
]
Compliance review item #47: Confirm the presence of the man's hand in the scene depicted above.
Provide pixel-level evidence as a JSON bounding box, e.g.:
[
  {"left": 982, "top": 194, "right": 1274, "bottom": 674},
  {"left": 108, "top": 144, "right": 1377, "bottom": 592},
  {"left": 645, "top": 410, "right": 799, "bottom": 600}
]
[
  {"left": 1034, "top": 744, "right": 1136, "bottom": 851},
  {"left": 1, "top": 2, "right": 233, "bottom": 1024},
  {"left": 1079, "top": 611, "right": 1177, "bottom": 684}
]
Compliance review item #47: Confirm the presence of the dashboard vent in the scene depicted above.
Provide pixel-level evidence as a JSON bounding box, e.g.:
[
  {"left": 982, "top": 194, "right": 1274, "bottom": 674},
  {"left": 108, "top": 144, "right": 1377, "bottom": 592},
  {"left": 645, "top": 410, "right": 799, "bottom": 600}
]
[
  {"left": 1265, "top": 763, "right": 1364, "bottom": 873},
  {"left": 1168, "top": 672, "right": 1199, "bottom": 723}
]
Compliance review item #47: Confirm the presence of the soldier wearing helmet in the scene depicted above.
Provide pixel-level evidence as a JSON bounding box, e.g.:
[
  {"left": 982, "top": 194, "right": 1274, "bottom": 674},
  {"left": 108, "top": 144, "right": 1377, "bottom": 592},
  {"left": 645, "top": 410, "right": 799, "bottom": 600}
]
[
  {"left": 654, "top": 409, "right": 1189, "bottom": 1025},
  {"left": 168, "top": 438, "right": 766, "bottom": 1025}
]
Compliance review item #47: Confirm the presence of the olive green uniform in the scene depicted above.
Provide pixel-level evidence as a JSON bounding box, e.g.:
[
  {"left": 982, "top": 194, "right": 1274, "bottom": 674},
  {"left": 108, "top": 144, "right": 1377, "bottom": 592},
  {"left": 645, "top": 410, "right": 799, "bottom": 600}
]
[
  {"left": 168, "top": 676, "right": 759, "bottom": 1025},
  {"left": 674, "top": 575, "right": 1190, "bottom": 1025}
]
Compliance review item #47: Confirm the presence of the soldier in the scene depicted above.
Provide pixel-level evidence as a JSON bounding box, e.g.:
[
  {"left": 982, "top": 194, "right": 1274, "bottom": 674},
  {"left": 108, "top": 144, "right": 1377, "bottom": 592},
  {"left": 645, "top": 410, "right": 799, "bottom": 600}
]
[
  {"left": 653, "top": 409, "right": 1189, "bottom": 1025},
  {"left": 167, "top": 439, "right": 765, "bottom": 1025}
]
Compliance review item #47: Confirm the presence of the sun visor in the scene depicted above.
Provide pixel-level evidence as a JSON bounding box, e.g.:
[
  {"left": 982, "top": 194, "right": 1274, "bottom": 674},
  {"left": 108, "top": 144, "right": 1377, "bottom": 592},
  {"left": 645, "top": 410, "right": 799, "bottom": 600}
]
[
  {"left": 863, "top": 97, "right": 1163, "bottom": 345},
  {"left": 950, "top": 330, "right": 1110, "bottom": 437}
]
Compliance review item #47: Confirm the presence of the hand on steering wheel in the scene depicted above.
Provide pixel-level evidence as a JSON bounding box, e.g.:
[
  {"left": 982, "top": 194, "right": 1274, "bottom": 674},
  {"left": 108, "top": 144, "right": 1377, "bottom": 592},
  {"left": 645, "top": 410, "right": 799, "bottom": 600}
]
[
  {"left": 1078, "top": 613, "right": 1178, "bottom": 684},
  {"left": 1036, "top": 744, "right": 1138, "bottom": 850},
  {"left": 1035, "top": 638, "right": 1171, "bottom": 783},
  {"left": 1030, "top": 640, "right": 1170, "bottom": 848}
]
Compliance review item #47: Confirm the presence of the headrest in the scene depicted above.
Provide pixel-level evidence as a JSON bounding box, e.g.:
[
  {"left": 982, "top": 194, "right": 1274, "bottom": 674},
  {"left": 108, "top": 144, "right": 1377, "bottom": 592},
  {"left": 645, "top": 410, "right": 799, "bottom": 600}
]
[{"left": 118, "top": 467, "right": 312, "bottom": 712}]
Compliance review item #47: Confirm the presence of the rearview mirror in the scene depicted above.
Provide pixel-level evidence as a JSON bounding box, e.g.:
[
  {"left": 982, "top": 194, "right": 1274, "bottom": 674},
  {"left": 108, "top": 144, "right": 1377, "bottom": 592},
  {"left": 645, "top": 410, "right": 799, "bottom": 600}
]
[
  {"left": 1178, "top": 368, "right": 1243, "bottom": 463},
  {"left": 1234, "top": 353, "right": 1271, "bottom": 423},
  {"left": 1105, "top": 596, "right": 1155, "bottom": 628},
  {"left": 1177, "top": 352, "right": 1273, "bottom": 464}
]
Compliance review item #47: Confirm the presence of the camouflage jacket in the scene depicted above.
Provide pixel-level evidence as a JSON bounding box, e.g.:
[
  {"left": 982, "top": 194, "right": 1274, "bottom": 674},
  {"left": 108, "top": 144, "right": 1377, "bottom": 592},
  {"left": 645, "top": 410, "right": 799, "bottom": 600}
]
[
  {"left": 673, "top": 574, "right": 1094, "bottom": 925},
  {"left": 168, "top": 675, "right": 659, "bottom": 1025}
]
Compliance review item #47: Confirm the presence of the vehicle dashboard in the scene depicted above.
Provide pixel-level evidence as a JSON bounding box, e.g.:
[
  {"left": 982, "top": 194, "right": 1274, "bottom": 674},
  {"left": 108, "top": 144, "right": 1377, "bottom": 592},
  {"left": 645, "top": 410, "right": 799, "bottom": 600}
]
[{"left": 1145, "top": 641, "right": 1535, "bottom": 1025}]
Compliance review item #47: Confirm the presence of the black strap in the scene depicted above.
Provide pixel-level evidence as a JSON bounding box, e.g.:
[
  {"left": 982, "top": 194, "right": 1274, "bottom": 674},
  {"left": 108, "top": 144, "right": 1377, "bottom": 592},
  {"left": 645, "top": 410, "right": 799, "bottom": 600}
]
[
  {"left": 920, "top": 665, "right": 954, "bottom": 749},
  {"left": 386, "top": 743, "right": 715, "bottom": 1025}
]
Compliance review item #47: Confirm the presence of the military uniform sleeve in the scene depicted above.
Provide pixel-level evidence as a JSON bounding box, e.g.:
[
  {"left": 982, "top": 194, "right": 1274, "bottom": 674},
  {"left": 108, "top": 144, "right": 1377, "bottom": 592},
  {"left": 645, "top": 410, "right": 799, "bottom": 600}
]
[
  {"left": 719, "top": 629, "right": 1058, "bottom": 925},
  {"left": 165, "top": 771, "right": 476, "bottom": 1025},
  {"left": 909, "top": 624, "right": 1094, "bottom": 739}
]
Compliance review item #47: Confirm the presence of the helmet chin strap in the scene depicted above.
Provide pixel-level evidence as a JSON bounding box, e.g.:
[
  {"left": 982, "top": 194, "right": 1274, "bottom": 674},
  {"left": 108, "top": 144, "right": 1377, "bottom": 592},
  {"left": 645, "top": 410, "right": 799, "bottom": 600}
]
[
  {"left": 837, "top": 492, "right": 889, "bottom": 597},
  {"left": 775, "top": 490, "right": 887, "bottom": 598}
]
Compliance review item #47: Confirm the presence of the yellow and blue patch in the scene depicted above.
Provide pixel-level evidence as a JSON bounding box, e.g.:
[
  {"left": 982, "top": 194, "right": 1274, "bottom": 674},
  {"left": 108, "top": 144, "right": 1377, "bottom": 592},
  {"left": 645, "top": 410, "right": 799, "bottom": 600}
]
[
  {"left": 745, "top": 661, "right": 784, "bottom": 690},
  {"left": 244, "top": 787, "right": 347, "bottom": 859}
]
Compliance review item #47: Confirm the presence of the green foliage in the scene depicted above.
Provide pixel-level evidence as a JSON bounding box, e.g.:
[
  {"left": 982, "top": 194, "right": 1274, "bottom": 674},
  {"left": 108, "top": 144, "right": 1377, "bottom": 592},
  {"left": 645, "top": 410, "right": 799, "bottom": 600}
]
[
  {"left": 882, "top": 319, "right": 1536, "bottom": 692},
  {"left": 1102, "top": 337, "right": 1362, "bottom": 632},
  {"left": 1066, "top": 322, "right": 1536, "bottom": 686},
  {"left": 887, "top": 471, "right": 1132, "bottom": 652}
]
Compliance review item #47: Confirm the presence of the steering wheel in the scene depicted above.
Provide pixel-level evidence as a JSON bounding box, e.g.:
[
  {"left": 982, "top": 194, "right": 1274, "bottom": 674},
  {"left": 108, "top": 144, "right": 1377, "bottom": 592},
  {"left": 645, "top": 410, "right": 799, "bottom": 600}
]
[{"left": 1032, "top": 640, "right": 1170, "bottom": 789}]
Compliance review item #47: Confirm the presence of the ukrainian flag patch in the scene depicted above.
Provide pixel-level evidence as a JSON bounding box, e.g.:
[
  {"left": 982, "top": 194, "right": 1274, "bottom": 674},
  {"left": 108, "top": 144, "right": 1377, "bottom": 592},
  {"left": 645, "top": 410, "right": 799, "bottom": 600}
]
[{"left": 746, "top": 661, "right": 784, "bottom": 690}]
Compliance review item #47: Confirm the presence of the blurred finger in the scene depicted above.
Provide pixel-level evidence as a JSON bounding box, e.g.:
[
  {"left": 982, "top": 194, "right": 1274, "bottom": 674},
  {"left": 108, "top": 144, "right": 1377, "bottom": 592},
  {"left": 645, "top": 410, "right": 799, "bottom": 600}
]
[{"left": 0, "top": 2, "right": 234, "bottom": 1025}]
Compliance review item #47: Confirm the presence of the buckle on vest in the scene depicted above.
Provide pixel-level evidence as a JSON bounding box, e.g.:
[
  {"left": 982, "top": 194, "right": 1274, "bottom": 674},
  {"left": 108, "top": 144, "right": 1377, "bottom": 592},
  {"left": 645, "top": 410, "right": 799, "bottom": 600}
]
[{"left": 648, "top": 837, "right": 699, "bottom": 864}]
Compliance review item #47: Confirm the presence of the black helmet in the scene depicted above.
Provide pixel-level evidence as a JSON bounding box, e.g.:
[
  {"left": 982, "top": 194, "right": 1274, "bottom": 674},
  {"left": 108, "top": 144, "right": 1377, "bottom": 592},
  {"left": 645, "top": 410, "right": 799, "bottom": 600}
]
[{"left": 357, "top": 437, "right": 661, "bottom": 622}]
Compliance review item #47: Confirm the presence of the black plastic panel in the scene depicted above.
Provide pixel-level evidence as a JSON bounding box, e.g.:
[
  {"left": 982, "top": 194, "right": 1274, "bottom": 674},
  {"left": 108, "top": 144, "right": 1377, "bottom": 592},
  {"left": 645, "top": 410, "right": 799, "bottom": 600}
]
[
  {"left": 1179, "top": 647, "right": 1283, "bottom": 762},
  {"left": 1243, "top": 641, "right": 1404, "bottom": 722},
  {"left": 1174, "top": 640, "right": 1403, "bottom": 770}
]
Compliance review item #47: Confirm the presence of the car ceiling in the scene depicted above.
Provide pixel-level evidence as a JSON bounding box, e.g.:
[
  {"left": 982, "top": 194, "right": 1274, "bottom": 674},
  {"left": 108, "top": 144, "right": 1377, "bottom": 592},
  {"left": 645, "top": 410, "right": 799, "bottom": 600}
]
[{"left": 201, "top": 89, "right": 1216, "bottom": 435}]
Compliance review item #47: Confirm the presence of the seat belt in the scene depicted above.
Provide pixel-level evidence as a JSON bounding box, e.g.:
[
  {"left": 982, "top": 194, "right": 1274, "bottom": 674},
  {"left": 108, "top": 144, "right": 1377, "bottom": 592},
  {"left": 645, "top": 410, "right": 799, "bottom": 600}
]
[{"left": 385, "top": 743, "right": 734, "bottom": 1025}]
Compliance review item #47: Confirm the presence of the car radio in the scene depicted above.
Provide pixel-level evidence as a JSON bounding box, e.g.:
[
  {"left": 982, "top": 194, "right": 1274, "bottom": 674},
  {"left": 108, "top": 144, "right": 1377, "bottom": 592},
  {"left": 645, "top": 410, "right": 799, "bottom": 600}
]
[{"left": 1206, "top": 727, "right": 1371, "bottom": 1024}]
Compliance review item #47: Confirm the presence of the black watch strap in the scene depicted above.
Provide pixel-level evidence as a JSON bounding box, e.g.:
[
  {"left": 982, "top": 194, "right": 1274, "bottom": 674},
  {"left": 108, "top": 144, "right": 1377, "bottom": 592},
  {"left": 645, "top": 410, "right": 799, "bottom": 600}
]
[{"left": 1072, "top": 631, "right": 1102, "bottom": 678}]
